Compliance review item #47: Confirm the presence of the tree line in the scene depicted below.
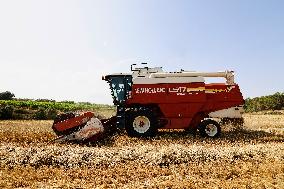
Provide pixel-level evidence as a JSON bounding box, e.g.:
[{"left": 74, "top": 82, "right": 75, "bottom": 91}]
[
  {"left": 244, "top": 92, "right": 284, "bottom": 112},
  {"left": 0, "top": 91, "right": 113, "bottom": 120}
]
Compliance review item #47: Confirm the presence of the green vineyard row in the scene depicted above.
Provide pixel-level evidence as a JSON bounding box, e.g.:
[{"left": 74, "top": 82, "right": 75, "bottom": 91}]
[{"left": 0, "top": 100, "right": 114, "bottom": 112}]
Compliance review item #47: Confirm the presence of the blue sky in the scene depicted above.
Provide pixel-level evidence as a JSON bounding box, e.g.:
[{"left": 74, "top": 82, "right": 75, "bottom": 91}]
[{"left": 0, "top": 0, "right": 283, "bottom": 104}]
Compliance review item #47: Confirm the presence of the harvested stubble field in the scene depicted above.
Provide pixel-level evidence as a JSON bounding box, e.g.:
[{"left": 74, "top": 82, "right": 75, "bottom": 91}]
[{"left": 0, "top": 115, "right": 284, "bottom": 189}]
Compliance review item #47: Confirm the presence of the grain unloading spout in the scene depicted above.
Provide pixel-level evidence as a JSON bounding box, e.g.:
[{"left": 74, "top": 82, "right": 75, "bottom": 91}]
[{"left": 149, "top": 70, "right": 235, "bottom": 85}]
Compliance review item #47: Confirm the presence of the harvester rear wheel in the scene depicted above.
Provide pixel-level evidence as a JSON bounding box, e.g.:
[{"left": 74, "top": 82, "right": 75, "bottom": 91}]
[
  {"left": 125, "top": 110, "right": 157, "bottom": 137},
  {"left": 199, "top": 119, "right": 221, "bottom": 138}
]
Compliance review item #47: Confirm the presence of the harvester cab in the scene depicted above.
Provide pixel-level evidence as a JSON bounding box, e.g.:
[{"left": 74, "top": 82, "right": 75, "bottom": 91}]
[
  {"left": 52, "top": 63, "right": 245, "bottom": 142},
  {"left": 103, "top": 74, "right": 132, "bottom": 105},
  {"left": 102, "top": 74, "right": 132, "bottom": 129}
]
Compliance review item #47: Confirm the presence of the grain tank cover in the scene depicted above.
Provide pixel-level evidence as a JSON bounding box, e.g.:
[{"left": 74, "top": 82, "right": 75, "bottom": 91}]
[{"left": 132, "top": 66, "right": 205, "bottom": 84}]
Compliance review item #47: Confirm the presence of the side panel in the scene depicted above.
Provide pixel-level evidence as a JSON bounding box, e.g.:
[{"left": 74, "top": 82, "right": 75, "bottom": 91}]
[
  {"left": 202, "top": 84, "right": 244, "bottom": 113},
  {"left": 158, "top": 103, "right": 204, "bottom": 120},
  {"left": 158, "top": 103, "right": 204, "bottom": 129},
  {"left": 164, "top": 118, "right": 193, "bottom": 129},
  {"left": 127, "top": 83, "right": 206, "bottom": 104},
  {"left": 126, "top": 83, "right": 206, "bottom": 129},
  {"left": 209, "top": 106, "right": 244, "bottom": 118},
  {"left": 126, "top": 83, "right": 244, "bottom": 129}
]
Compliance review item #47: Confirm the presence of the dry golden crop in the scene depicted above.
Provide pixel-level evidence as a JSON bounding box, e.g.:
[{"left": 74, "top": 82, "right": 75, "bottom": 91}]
[{"left": 0, "top": 114, "right": 284, "bottom": 188}]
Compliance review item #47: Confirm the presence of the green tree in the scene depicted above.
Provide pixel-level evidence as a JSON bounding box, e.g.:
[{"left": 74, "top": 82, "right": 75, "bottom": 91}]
[
  {"left": 0, "top": 91, "right": 15, "bottom": 100},
  {"left": 244, "top": 92, "right": 284, "bottom": 112}
]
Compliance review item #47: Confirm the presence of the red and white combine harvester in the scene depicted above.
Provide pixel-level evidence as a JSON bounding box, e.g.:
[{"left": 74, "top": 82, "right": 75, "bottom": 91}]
[{"left": 52, "top": 63, "right": 244, "bottom": 142}]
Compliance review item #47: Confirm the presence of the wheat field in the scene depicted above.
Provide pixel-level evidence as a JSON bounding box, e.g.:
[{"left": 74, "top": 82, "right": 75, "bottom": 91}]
[{"left": 0, "top": 114, "right": 284, "bottom": 188}]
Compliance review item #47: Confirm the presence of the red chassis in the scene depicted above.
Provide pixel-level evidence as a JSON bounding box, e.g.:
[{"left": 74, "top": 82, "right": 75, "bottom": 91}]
[{"left": 127, "top": 82, "right": 244, "bottom": 130}]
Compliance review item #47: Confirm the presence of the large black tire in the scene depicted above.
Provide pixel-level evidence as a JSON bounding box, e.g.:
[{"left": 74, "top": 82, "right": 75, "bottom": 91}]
[
  {"left": 198, "top": 119, "right": 221, "bottom": 138},
  {"left": 125, "top": 110, "right": 158, "bottom": 137}
]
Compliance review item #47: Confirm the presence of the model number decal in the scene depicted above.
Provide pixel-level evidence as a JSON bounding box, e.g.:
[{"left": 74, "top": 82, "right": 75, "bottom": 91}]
[
  {"left": 135, "top": 87, "right": 166, "bottom": 94},
  {"left": 135, "top": 86, "right": 231, "bottom": 94},
  {"left": 169, "top": 87, "right": 187, "bottom": 93}
]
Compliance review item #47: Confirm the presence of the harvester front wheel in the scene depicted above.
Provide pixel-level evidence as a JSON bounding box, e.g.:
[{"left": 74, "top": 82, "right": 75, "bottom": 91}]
[
  {"left": 199, "top": 119, "right": 221, "bottom": 138},
  {"left": 126, "top": 110, "right": 157, "bottom": 137}
]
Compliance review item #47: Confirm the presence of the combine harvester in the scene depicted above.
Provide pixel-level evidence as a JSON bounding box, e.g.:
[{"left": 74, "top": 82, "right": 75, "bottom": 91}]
[{"left": 52, "top": 63, "right": 244, "bottom": 142}]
